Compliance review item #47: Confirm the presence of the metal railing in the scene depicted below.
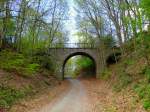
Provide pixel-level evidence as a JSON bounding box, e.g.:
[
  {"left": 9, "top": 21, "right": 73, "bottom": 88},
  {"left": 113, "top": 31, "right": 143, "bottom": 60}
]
[{"left": 49, "top": 43, "right": 97, "bottom": 48}]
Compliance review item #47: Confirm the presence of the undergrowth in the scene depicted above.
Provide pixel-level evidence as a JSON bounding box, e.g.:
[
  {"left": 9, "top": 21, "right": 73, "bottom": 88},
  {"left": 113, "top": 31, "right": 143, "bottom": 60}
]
[
  {"left": 108, "top": 32, "right": 150, "bottom": 110},
  {"left": 0, "top": 49, "right": 55, "bottom": 109},
  {"left": 133, "top": 79, "right": 150, "bottom": 110},
  {"left": 0, "top": 50, "right": 40, "bottom": 77},
  {"left": 101, "top": 69, "right": 112, "bottom": 80},
  {"left": 0, "top": 85, "right": 33, "bottom": 108}
]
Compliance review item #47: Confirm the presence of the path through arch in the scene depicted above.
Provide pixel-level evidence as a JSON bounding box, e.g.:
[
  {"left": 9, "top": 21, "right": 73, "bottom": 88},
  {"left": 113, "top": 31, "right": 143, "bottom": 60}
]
[{"left": 62, "top": 52, "right": 96, "bottom": 79}]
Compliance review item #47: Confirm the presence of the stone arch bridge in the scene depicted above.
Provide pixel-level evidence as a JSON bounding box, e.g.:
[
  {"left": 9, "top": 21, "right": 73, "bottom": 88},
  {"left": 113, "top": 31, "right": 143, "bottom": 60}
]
[{"left": 48, "top": 43, "right": 114, "bottom": 79}]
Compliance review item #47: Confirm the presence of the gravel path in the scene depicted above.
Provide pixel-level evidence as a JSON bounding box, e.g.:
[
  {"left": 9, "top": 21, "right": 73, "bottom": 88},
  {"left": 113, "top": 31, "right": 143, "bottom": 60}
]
[{"left": 39, "top": 79, "right": 91, "bottom": 112}]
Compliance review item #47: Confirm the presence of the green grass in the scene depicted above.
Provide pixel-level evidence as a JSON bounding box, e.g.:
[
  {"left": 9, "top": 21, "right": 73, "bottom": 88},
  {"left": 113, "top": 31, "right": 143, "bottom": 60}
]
[
  {"left": 123, "top": 59, "right": 135, "bottom": 66},
  {"left": 101, "top": 69, "right": 112, "bottom": 80},
  {"left": 133, "top": 80, "right": 150, "bottom": 110},
  {"left": 142, "top": 66, "right": 150, "bottom": 81},
  {"left": 0, "top": 85, "right": 33, "bottom": 108},
  {"left": 113, "top": 72, "right": 132, "bottom": 92},
  {"left": 0, "top": 50, "right": 40, "bottom": 77}
]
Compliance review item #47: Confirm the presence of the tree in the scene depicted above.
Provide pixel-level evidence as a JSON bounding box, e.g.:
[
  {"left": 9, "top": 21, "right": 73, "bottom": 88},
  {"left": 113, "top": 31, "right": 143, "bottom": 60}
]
[
  {"left": 140, "top": 0, "right": 150, "bottom": 21},
  {"left": 75, "top": 0, "right": 105, "bottom": 40},
  {"left": 0, "top": 0, "right": 69, "bottom": 52}
]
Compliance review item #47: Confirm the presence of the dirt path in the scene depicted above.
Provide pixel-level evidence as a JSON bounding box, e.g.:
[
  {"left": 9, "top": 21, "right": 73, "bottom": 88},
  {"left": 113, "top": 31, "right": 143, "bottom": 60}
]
[
  {"left": 38, "top": 79, "right": 90, "bottom": 112},
  {"left": 38, "top": 79, "right": 146, "bottom": 112},
  {"left": 10, "top": 78, "right": 146, "bottom": 112}
]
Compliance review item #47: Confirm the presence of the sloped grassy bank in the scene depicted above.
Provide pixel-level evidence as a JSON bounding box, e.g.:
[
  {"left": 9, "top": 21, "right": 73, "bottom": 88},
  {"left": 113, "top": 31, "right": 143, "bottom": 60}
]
[
  {"left": 102, "top": 33, "right": 150, "bottom": 111},
  {"left": 0, "top": 49, "right": 59, "bottom": 111}
]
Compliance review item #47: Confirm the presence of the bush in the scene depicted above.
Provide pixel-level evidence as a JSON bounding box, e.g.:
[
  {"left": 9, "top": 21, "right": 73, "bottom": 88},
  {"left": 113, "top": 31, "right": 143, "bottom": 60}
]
[
  {"left": 143, "top": 99, "right": 150, "bottom": 110},
  {"left": 0, "top": 85, "right": 34, "bottom": 108},
  {"left": 101, "top": 35, "right": 116, "bottom": 48},
  {"left": 142, "top": 66, "right": 150, "bottom": 81},
  {"left": 133, "top": 81, "right": 150, "bottom": 110},
  {"left": 20, "top": 64, "right": 40, "bottom": 77},
  {"left": 113, "top": 73, "right": 132, "bottom": 92},
  {"left": 123, "top": 59, "right": 135, "bottom": 66},
  {"left": 101, "top": 69, "right": 112, "bottom": 80},
  {"left": 0, "top": 86, "right": 25, "bottom": 108},
  {"left": 0, "top": 50, "right": 40, "bottom": 77},
  {"left": 0, "top": 50, "right": 24, "bottom": 71},
  {"left": 26, "top": 64, "right": 40, "bottom": 73},
  {"left": 32, "top": 49, "right": 54, "bottom": 71}
]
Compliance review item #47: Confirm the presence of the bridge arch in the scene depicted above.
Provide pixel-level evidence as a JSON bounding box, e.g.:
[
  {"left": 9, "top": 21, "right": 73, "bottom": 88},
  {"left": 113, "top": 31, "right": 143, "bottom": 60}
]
[
  {"left": 49, "top": 48, "right": 107, "bottom": 79},
  {"left": 62, "top": 52, "right": 96, "bottom": 79}
]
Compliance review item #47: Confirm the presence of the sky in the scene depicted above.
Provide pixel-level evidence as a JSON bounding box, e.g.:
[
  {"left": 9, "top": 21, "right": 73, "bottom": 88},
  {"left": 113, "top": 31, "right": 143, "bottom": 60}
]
[{"left": 65, "top": 0, "right": 78, "bottom": 43}]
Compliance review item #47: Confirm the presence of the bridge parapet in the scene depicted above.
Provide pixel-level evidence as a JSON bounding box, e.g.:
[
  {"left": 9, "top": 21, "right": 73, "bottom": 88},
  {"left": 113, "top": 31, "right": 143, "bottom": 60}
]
[{"left": 50, "top": 43, "right": 98, "bottom": 49}]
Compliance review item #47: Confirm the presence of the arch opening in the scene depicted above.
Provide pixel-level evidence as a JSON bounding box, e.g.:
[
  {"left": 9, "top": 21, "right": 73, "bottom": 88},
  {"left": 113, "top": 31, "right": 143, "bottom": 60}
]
[
  {"left": 106, "top": 52, "right": 121, "bottom": 67},
  {"left": 62, "top": 52, "right": 96, "bottom": 79}
]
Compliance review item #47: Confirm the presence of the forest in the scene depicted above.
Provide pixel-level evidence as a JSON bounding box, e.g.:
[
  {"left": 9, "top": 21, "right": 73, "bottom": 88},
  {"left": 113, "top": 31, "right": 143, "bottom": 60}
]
[{"left": 0, "top": 0, "right": 150, "bottom": 111}]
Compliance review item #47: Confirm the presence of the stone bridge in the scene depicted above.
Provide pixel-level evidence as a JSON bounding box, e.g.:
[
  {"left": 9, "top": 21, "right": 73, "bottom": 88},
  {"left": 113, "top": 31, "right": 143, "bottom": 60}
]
[{"left": 48, "top": 43, "right": 113, "bottom": 79}]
